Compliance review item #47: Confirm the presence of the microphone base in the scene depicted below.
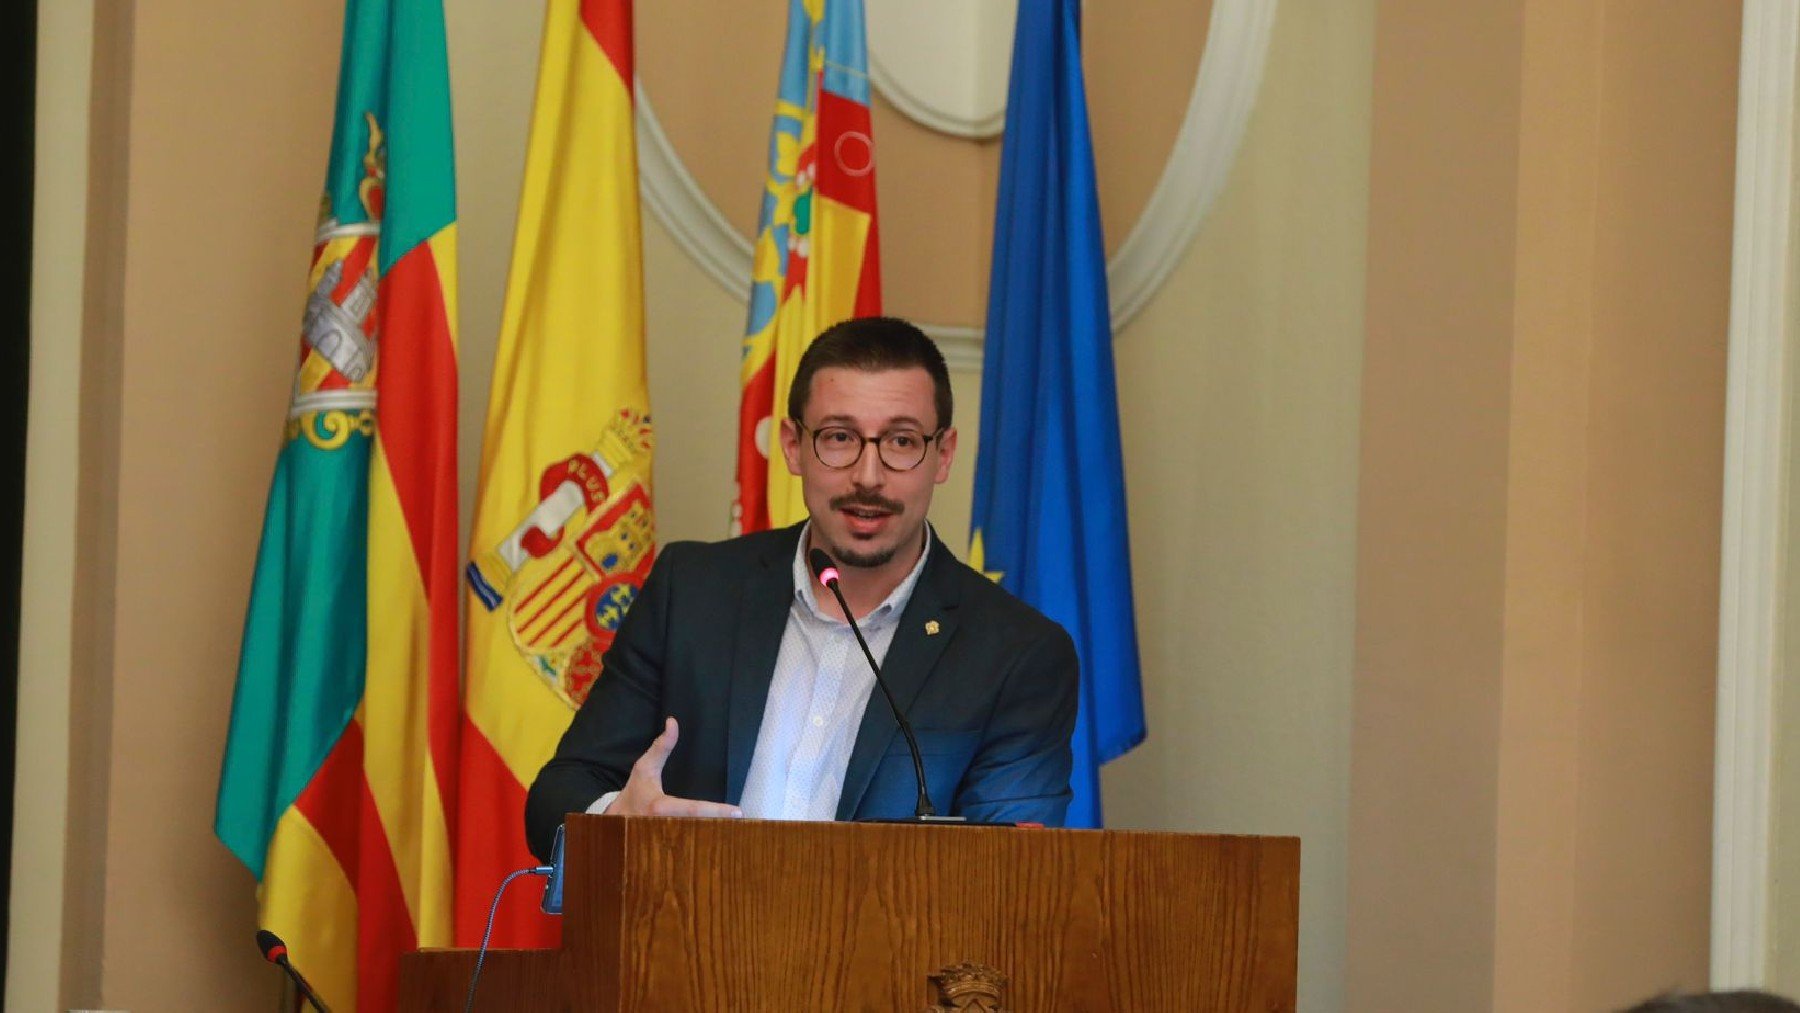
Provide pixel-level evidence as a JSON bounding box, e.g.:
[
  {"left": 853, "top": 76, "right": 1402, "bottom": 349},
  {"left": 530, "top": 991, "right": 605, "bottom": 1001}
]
[{"left": 855, "top": 814, "right": 981, "bottom": 825}]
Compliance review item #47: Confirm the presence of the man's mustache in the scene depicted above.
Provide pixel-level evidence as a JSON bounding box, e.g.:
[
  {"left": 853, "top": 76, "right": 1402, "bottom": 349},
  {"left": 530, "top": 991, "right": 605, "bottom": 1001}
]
[{"left": 830, "top": 491, "right": 904, "bottom": 514}]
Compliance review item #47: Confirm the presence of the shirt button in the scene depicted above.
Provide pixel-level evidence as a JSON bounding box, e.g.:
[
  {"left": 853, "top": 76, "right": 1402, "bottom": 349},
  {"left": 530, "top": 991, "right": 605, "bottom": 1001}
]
[{"left": 811, "top": 715, "right": 824, "bottom": 727}]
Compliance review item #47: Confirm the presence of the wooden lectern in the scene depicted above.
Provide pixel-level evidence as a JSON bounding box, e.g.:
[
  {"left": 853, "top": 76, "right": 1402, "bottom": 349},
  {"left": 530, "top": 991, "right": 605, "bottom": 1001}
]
[{"left": 401, "top": 816, "right": 1299, "bottom": 1011}]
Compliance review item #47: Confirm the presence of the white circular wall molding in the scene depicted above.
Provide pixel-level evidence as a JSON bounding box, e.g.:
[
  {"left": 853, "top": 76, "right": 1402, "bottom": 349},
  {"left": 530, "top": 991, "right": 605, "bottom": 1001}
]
[
  {"left": 634, "top": 0, "right": 1278, "bottom": 371},
  {"left": 865, "top": 0, "right": 1016, "bottom": 140}
]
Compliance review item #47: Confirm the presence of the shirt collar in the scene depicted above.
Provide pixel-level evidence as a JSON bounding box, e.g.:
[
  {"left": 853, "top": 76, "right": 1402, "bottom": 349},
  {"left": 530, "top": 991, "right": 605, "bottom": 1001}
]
[{"left": 791, "top": 521, "right": 932, "bottom": 625}]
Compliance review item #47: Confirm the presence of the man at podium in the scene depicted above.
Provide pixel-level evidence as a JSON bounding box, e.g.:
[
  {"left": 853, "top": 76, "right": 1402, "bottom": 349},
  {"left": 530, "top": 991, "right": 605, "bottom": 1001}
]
[{"left": 525, "top": 317, "right": 1080, "bottom": 861}]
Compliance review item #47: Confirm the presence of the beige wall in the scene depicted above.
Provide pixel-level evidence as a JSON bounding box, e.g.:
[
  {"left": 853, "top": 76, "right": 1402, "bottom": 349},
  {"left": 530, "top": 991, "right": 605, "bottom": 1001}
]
[
  {"left": 1098, "top": 3, "right": 1372, "bottom": 1012},
  {"left": 1354, "top": 4, "right": 1522, "bottom": 1005},
  {"left": 1570, "top": 8, "right": 1736, "bottom": 1003},
  {"left": 81, "top": 1, "right": 344, "bottom": 1006},
  {"left": 11, "top": 2, "right": 1749, "bottom": 1011},
  {"left": 1776, "top": 84, "right": 1800, "bottom": 985},
  {"left": 1776, "top": 114, "right": 1800, "bottom": 980},
  {"left": 1492, "top": 2, "right": 1601, "bottom": 1004},
  {"left": 10, "top": 3, "right": 95, "bottom": 1012},
  {"left": 1353, "top": 2, "right": 1738, "bottom": 1011},
  {"left": 58, "top": 2, "right": 129, "bottom": 1001}
]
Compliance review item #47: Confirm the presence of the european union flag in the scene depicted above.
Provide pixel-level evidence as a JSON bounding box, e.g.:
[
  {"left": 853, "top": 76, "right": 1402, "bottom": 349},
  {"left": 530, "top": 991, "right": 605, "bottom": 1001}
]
[{"left": 969, "top": 0, "right": 1145, "bottom": 828}]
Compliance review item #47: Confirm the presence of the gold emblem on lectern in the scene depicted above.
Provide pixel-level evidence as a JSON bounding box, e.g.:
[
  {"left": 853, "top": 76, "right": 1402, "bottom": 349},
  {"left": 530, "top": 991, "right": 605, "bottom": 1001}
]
[{"left": 926, "top": 962, "right": 1008, "bottom": 1013}]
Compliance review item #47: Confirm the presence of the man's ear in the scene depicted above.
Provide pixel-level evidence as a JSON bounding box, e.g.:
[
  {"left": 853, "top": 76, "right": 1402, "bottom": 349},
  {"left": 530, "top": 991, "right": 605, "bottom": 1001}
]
[
  {"left": 778, "top": 417, "right": 805, "bottom": 476},
  {"left": 933, "top": 427, "right": 958, "bottom": 484}
]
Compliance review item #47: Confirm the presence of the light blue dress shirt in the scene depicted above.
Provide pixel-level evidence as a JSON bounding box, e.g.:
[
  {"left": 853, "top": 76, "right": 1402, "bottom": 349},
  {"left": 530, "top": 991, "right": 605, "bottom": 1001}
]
[
  {"left": 737, "top": 524, "right": 931, "bottom": 820},
  {"left": 589, "top": 524, "right": 931, "bottom": 819}
]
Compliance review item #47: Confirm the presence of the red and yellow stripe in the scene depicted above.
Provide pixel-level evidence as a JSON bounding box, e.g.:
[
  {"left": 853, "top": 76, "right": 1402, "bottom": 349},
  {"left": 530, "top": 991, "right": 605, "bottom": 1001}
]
[{"left": 260, "top": 225, "right": 461, "bottom": 1013}]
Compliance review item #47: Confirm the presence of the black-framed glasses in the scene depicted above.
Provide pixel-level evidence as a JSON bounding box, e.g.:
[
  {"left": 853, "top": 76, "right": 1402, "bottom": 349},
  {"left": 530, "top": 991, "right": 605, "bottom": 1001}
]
[{"left": 796, "top": 422, "right": 946, "bottom": 471}]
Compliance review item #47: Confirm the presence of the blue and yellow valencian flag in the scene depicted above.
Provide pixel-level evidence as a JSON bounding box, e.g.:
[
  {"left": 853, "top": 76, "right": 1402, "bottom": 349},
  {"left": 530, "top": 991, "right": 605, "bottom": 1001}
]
[
  {"left": 215, "top": 1, "right": 461, "bottom": 1008},
  {"left": 732, "top": 0, "right": 882, "bottom": 534},
  {"left": 969, "top": 0, "right": 1145, "bottom": 828}
]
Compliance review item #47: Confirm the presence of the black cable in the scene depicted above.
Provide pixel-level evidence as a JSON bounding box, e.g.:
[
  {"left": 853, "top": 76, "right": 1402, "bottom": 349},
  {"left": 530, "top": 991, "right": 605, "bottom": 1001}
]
[{"left": 463, "top": 864, "right": 551, "bottom": 1013}]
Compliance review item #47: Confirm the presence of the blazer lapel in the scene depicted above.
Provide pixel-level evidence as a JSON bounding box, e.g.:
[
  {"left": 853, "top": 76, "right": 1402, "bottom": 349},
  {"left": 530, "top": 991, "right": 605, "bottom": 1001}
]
[
  {"left": 835, "top": 538, "right": 964, "bottom": 820},
  {"left": 724, "top": 525, "right": 801, "bottom": 805}
]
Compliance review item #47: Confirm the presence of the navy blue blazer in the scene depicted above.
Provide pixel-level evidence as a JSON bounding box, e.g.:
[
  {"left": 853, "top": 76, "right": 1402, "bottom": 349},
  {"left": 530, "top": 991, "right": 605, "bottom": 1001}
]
[{"left": 525, "top": 523, "right": 1079, "bottom": 860}]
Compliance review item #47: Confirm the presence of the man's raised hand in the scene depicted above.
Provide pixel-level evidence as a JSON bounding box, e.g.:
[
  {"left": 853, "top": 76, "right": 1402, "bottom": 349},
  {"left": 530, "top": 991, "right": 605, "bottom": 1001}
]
[{"left": 607, "top": 716, "right": 744, "bottom": 819}]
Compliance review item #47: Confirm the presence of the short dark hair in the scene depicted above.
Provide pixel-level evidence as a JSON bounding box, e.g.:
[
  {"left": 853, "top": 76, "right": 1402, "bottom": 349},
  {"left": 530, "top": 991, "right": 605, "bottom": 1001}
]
[
  {"left": 786, "top": 316, "right": 953, "bottom": 430},
  {"left": 1620, "top": 991, "right": 1800, "bottom": 1013}
]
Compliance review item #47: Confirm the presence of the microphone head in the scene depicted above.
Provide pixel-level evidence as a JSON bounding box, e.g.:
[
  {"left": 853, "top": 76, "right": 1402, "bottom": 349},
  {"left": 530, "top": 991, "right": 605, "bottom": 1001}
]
[
  {"left": 255, "top": 929, "right": 288, "bottom": 964},
  {"left": 807, "top": 548, "right": 839, "bottom": 588}
]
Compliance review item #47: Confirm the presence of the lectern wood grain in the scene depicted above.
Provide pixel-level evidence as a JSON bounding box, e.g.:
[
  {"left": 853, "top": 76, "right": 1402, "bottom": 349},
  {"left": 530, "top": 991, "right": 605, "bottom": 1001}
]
[{"left": 401, "top": 817, "right": 1298, "bottom": 1011}]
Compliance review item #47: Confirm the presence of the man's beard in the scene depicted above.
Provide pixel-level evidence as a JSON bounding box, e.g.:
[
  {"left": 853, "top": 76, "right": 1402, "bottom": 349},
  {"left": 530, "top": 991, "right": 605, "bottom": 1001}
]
[
  {"left": 823, "top": 491, "right": 909, "bottom": 568},
  {"left": 829, "top": 539, "right": 902, "bottom": 568}
]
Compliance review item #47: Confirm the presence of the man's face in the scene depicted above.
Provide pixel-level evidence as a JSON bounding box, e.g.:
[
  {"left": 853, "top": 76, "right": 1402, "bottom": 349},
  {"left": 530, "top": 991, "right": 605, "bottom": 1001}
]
[{"left": 779, "top": 365, "right": 957, "bottom": 570}]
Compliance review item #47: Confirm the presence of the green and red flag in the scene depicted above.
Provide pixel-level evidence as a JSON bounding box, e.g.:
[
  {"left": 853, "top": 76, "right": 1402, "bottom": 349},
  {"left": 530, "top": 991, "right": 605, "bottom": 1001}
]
[{"left": 214, "top": 1, "right": 461, "bottom": 1008}]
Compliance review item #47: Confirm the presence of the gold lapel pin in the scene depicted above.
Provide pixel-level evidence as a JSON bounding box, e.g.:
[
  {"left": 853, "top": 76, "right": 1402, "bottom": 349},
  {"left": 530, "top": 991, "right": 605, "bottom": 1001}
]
[{"left": 925, "top": 619, "right": 941, "bottom": 636}]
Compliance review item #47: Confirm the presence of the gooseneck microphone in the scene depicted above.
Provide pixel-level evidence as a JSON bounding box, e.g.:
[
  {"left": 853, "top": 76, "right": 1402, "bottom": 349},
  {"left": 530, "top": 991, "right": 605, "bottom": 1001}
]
[
  {"left": 255, "top": 929, "right": 331, "bottom": 1012},
  {"left": 808, "top": 546, "right": 945, "bottom": 820}
]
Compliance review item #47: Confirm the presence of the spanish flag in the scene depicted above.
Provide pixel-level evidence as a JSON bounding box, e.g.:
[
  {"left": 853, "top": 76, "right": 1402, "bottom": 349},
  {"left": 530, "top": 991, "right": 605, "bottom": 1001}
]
[
  {"left": 457, "top": 0, "right": 653, "bottom": 947},
  {"left": 214, "top": 1, "right": 461, "bottom": 1009},
  {"left": 732, "top": 0, "right": 882, "bottom": 534}
]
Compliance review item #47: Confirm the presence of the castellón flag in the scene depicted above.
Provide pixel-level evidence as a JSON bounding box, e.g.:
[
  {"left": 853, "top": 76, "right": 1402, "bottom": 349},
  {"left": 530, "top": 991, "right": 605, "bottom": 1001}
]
[
  {"left": 214, "top": 0, "right": 462, "bottom": 1009},
  {"left": 458, "top": 0, "right": 654, "bottom": 947},
  {"left": 732, "top": 0, "right": 882, "bottom": 534}
]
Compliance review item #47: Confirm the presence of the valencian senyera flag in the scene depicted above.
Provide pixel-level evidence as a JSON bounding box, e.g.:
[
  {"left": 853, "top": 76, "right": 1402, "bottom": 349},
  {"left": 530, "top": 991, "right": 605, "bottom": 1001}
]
[
  {"left": 214, "top": 0, "right": 462, "bottom": 1009},
  {"left": 732, "top": 0, "right": 882, "bottom": 534},
  {"left": 458, "top": 0, "right": 653, "bottom": 948},
  {"left": 969, "top": 0, "right": 1145, "bottom": 828}
]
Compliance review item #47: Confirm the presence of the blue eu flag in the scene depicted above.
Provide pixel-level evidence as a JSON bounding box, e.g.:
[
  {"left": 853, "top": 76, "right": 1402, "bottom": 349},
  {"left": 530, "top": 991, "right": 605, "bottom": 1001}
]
[{"left": 969, "top": 0, "right": 1145, "bottom": 828}]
